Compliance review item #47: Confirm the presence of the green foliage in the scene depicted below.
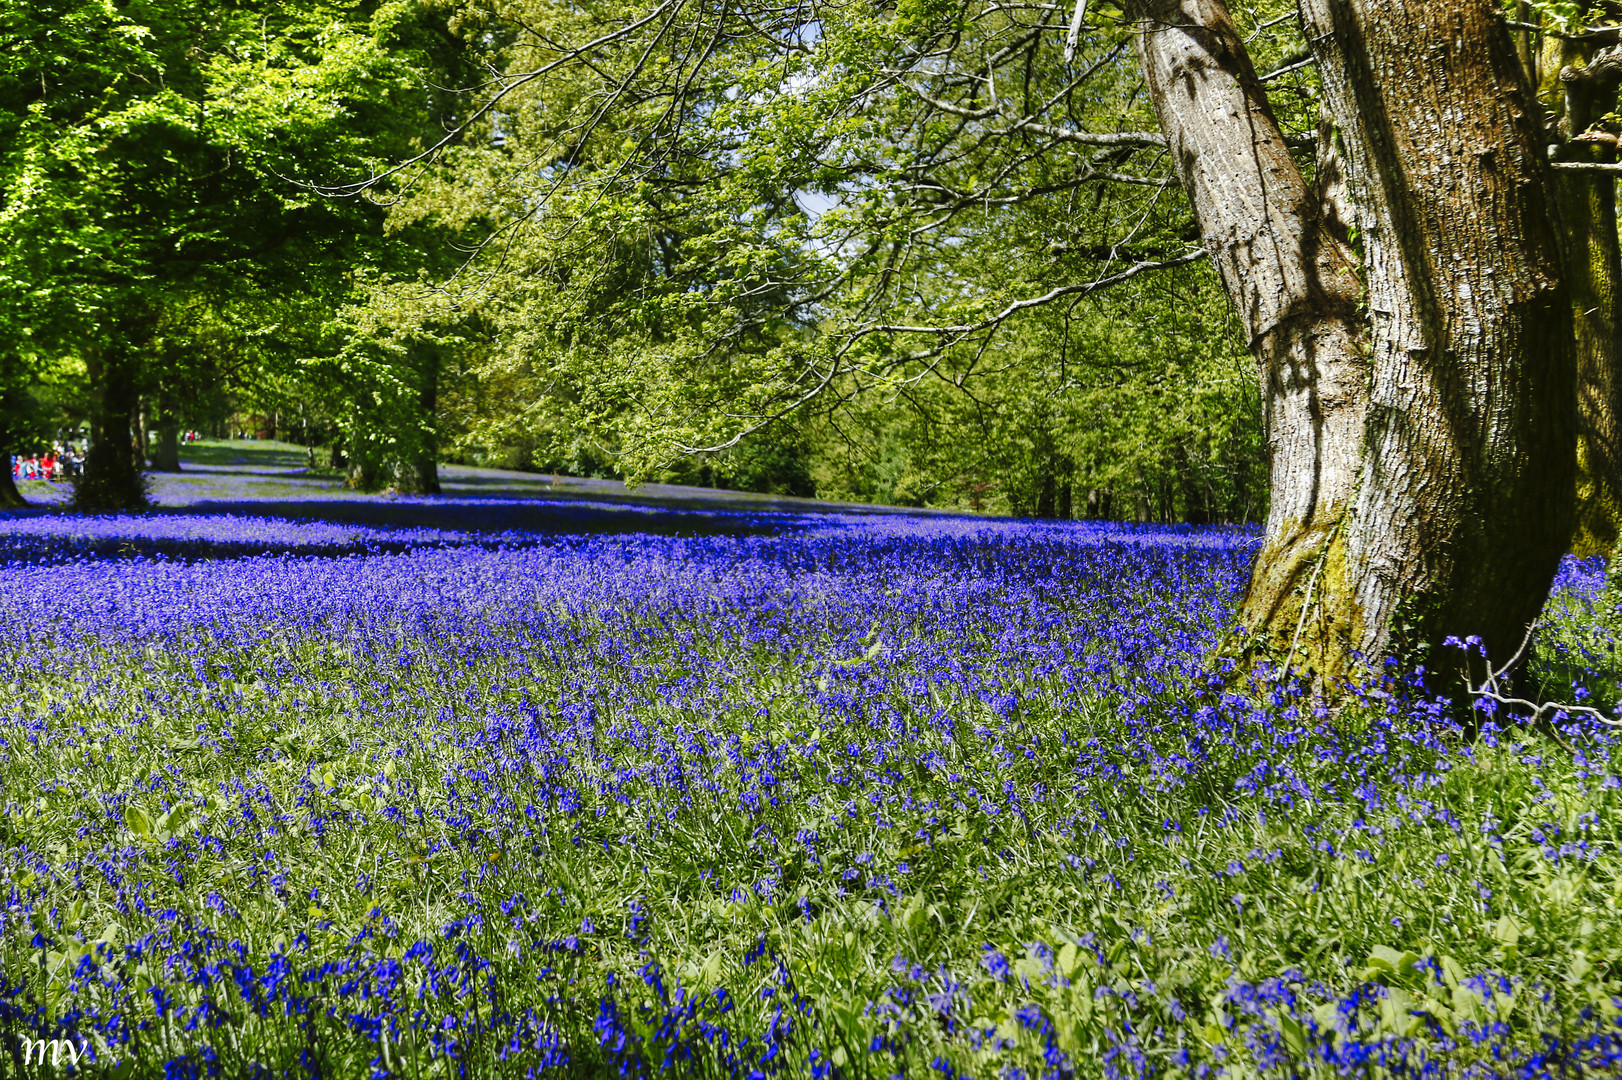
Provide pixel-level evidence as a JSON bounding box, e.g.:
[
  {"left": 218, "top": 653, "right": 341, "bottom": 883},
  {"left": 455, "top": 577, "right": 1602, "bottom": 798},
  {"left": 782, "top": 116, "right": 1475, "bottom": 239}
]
[
  {"left": 360, "top": 0, "right": 1293, "bottom": 513},
  {"left": 0, "top": 0, "right": 480, "bottom": 502},
  {"left": 1536, "top": 561, "right": 1622, "bottom": 715},
  {"left": 2, "top": 0, "right": 1302, "bottom": 517}
]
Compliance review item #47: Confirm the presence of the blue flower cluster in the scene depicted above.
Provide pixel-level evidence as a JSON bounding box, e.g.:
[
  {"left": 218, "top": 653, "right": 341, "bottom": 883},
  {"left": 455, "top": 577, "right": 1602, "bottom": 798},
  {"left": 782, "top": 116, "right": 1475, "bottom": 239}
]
[{"left": 0, "top": 503, "right": 1615, "bottom": 1078}]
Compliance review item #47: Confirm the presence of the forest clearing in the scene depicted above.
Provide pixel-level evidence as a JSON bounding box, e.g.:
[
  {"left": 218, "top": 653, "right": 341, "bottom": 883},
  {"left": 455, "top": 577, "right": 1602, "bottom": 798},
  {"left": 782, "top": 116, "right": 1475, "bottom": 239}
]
[
  {"left": 9, "top": 0, "right": 1622, "bottom": 1074},
  {"left": 0, "top": 445, "right": 1616, "bottom": 1077}
]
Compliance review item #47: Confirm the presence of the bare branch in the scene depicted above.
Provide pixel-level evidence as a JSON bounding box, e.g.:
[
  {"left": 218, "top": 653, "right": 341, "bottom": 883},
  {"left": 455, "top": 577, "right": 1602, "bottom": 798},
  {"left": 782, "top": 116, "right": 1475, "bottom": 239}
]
[
  {"left": 1455, "top": 625, "right": 1622, "bottom": 727},
  {"left": 865, "top": 247, "right": 1206, "bottom": 336},
  {"left": 1258, "top": 54, "right": 1314, "bottom": 81}
]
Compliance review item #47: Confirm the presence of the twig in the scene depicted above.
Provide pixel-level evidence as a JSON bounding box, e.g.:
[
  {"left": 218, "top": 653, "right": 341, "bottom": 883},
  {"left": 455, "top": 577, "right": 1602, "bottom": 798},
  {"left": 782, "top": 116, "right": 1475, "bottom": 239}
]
[
  {"left": 1278, "top": 548, "right": 1325, "bottom": 684},
  {"left": 1456, "top": 621, "right": 1622, "bottom": 728}
]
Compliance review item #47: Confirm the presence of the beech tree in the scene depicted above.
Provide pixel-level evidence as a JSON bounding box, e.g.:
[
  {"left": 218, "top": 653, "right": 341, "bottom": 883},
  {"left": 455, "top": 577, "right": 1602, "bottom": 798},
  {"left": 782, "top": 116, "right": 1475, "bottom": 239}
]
[
  {"left": 345, "top": 0, "right": 1606, "bottom": 678},
  {"left": 1126, "top": 0, "right": 1581, "bottom": 676}
]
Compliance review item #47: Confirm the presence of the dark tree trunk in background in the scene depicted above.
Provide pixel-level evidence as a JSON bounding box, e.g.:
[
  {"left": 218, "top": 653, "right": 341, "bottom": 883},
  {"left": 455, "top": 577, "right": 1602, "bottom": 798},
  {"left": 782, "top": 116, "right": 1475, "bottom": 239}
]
[
  {"left": 0, "top": 379, "right": 30, "bottom": 508},
  {"left": 1543, "top": 37, "right": 1622, "bottom": 556},
  {"left": 1173, "top": 440, "right": 1210, "bottom": 526},
  {"left": 349, "top": 455, "right": 381, "bottom": 490},
  {"left": 1086, "top": 487, "right": 1113, "bottom": 520},
  {"left": 410, "top": 352, "right": 441, "bottom": 495},
  {"left": 1130, "top": 0, "right": 1573, "bottom": 680},
  {"left": 1035, "top": 465, "right": 1056, "bottom": 518},
  {"left": 132, "top": 400, "right": 148, "bottom": 469},
  {"left": 78, "top": 350, "right": 150, "bottom": 511},
  {"left": 150, "top": 423, "right": 181, "bottom": 472},
  {"left": 0, "top": 440, "right": 24, "bottom": 509}
]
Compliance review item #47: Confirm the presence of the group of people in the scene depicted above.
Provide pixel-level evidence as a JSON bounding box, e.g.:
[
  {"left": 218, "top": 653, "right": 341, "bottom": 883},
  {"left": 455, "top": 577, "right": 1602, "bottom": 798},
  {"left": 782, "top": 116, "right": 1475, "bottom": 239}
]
[{"left": 13, "top": 443, "right": 83, "bottom": 482}]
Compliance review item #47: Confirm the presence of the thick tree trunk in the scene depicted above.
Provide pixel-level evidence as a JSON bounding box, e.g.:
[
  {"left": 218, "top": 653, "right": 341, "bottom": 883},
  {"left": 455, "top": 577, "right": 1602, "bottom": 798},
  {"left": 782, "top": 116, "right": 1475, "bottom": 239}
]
[
  {"left": 1299, "top": 0, "right": 1574, "bottom": 672},
  {"left": 1130, "top": 0, "right": 1574, "bottom": 681},
  {"left": 1544, "top": 40, "right": 1622, "bottom": 556},
  {"left": 1129, "top": 0, "right": 1367, "bottom": 671},
  {"left": 77, "top": 351, "right": 150, "bottom": 512}
]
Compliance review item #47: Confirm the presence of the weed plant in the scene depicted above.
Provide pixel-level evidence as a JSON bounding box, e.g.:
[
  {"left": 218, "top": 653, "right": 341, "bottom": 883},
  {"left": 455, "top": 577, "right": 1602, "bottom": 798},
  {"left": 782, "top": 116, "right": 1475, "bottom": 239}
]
[{"left": 0, "top": 510, "right": 1616, "bottom": 1078}]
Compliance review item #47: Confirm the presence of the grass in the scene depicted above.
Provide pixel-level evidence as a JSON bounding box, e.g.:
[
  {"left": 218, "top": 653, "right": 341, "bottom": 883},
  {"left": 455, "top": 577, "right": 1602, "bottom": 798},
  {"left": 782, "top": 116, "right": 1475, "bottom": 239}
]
[{"left": 0, "top": 457, "right": 1616, "bottom": 1078}]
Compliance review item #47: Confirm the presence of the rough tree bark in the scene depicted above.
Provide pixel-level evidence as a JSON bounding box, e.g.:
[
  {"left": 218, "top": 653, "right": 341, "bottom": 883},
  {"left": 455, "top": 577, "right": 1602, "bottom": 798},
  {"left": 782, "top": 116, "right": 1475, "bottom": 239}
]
[
  {"left": 1128, "top": 0, "right": 1575, "bottom": 679},
  {"left": 1543, "top": 35, "right": 1622, "bottom": 556}
]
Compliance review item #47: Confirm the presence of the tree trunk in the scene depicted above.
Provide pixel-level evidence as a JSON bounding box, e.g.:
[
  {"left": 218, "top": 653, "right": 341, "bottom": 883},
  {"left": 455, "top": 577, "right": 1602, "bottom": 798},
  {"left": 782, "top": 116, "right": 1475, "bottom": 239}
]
[
  {"left": 410, "top": 351, "right": 442, "bottom": 495},
  {"left": 1173, "top": 439, "right": 1210, "bottom": 526},
  {"left": 1544, "top": 38, "right": 1622, "bottom": 556},
  {"left": 1129, "top": 0, "right": 1574, "bottom": 681},
  {"left": 0, "top": 440, "right": 25, "bottom": 509},
  {"left": 0, "top": 378, "right": 30, "bottom": 509},
  {"left": 150, "top": 422, "right": 182, "bottom": 472},
  {"left": 348, "top": 455, "right": 381, "bottom": 490},
  {"left": 133, "top": 399, "right": 149, "bottom": 468},
  {"left": 77, "top": 350, "right": 150, "bottom": 511},
  {"left": 1035, "top": 460, "right": 1056, "bottom": 518}
]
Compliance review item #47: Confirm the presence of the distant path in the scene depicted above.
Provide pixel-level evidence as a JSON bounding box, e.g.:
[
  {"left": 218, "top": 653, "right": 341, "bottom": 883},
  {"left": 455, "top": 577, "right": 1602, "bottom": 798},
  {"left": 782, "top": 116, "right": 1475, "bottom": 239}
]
[{"left": 9, "top": 440, "right": 954, "bottom": 535}]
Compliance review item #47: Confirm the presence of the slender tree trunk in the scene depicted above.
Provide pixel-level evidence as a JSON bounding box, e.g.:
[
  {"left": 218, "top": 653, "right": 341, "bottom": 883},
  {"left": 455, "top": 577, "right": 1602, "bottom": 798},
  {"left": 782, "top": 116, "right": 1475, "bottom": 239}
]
[
  {"left": 1035, "top": 460, "right": 1056, "bottom": 518},
  {"left": 411, "top": 352, "right": 442, "bottom": 495},
  {"left": 1172, "top": 439, "right": 1210, "bottom": 526},
  {"left": 1130, "top": 0, "right": 1365, "bottom": 668},
  {"left": 133, "top": 399, "right": 149, "bottom": 468},
  {"left": 1129, "top": 0, "right": 1574, "bottom": 681}
]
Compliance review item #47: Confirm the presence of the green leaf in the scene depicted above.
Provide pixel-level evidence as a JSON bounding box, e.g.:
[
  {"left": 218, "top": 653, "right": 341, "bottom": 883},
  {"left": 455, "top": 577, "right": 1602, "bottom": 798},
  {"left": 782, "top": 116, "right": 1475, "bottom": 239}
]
[
  {"left": 1279, "top": 1013, "right": 1308, "bottom": 1056},
  {"left": 124, "top": 804, "right": 153, "bottom": 838},
  {"left": 1378, "top": 987, "right": 1415, "bottom": 1036}
]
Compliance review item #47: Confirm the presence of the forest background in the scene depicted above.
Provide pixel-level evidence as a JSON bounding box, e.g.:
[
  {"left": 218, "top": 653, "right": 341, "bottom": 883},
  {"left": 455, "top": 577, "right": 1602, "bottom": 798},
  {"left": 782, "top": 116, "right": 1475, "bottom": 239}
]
[{"left": 0, "top": 0, "right": 1275, "bottom": 524}]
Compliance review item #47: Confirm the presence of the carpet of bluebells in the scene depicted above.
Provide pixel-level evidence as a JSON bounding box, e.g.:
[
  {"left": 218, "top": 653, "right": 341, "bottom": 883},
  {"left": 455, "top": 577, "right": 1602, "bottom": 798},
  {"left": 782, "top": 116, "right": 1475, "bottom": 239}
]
[{"left": 0, "top": 490, "right": 1619, "bottom": 1079}]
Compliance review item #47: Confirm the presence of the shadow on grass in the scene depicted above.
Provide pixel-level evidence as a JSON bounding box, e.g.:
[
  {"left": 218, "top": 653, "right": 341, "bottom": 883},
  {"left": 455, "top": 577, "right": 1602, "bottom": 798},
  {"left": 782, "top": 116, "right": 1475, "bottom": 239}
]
[
  {"left": 169, "top": 497, "right": 796, "bottom": 539},
  {"left": 172, "top": 439, "right": 311, "bottom": 471},
  {"left": 0, "top": 441, "right": 962, "bottom": 566},
  {"left": 152, "top": 441, "right": 927, "bottom": 535}
]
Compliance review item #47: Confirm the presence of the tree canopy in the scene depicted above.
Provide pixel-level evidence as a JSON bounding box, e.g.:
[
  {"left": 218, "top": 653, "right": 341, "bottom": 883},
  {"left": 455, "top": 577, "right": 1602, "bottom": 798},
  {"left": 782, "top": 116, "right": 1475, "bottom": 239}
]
[{"left": 5, "top": 0, "right": 1616, "bottom": 678}]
